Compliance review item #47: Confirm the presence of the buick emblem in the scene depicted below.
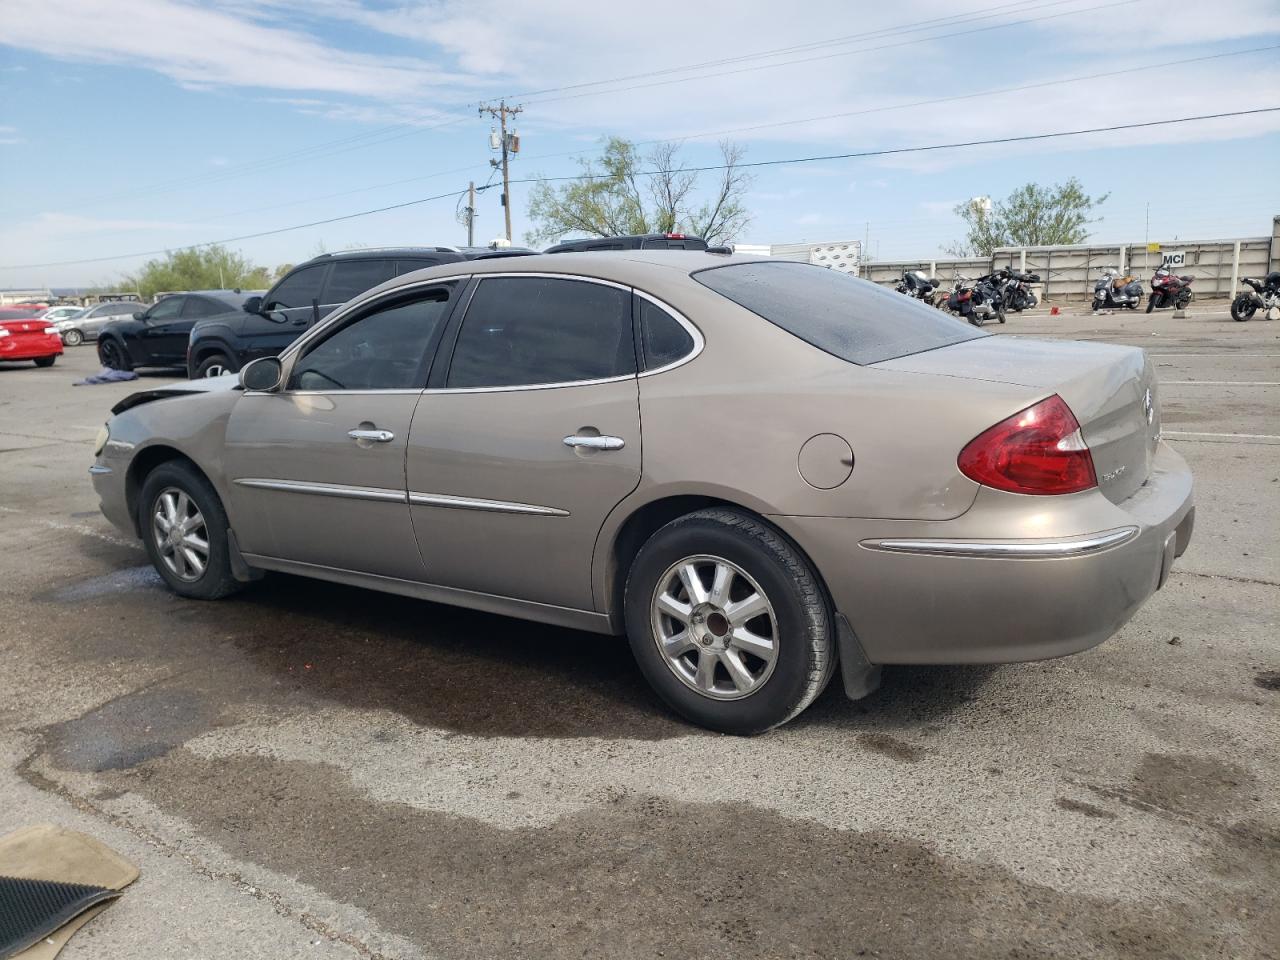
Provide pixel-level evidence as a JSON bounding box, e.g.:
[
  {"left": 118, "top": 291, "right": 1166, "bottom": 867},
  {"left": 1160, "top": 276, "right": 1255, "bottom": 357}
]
[{"left": 1143, "top": 388, "right": 1154, "bottom": 425}]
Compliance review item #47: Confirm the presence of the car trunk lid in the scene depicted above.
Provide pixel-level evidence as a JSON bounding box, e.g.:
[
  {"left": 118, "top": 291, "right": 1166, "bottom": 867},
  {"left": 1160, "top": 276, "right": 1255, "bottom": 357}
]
[{"left": 873, "top": 336, "right": 1160, "bottom": 503}]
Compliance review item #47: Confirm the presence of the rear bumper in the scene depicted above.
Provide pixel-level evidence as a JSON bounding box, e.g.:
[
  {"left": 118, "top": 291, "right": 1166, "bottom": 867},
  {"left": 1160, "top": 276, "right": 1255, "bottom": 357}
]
[
  {"left": 773, "top": 441, "right": 1194, "bottom": 665},
  {"left": 0, "top": 332, "right": 62, "bottom": 360}
]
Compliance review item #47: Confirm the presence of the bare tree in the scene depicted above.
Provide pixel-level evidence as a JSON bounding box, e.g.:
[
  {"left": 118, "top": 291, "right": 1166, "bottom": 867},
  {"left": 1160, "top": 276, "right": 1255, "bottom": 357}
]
[{"left": 526, "top": 138, "right": 753, "bottom": 246}]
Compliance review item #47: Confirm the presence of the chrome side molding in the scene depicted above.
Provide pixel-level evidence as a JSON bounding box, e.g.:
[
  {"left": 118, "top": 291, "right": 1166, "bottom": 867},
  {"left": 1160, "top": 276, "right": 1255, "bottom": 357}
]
[
  {"left": 861, "top": 527, "right": 1139, "bottom": 559},
  {"left": 233, "top": 478, "right": 407, "bottom": 503},
  {"left": 407, "top": 492, "right": 569, "bottom": 517},
  {"left": 234, "top": 477, "right": 567, "bottom": 517}
]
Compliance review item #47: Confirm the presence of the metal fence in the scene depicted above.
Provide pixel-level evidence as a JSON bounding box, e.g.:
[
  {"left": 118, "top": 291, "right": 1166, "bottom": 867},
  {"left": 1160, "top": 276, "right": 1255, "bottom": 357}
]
[{"left": 861, "top": 217, "right": 1280, "bottom": 302}]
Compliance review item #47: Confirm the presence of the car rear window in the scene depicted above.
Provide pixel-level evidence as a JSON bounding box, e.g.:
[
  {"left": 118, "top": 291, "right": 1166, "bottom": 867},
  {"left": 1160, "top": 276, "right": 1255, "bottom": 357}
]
[{"left": 693, "top": 261, "right": 987, "bottom": 365}]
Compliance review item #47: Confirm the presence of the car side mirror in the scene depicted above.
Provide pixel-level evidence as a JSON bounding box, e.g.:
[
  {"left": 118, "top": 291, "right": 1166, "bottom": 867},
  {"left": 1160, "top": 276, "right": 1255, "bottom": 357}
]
[
  {"left": 239, "top": 356, "right": 283, "bottom": 392},
  {"left": 133, "top": 311, "right": 145, "bottom": 320},
  {"left": 242, "top": 295, "right": 263, "bottom": 315}
]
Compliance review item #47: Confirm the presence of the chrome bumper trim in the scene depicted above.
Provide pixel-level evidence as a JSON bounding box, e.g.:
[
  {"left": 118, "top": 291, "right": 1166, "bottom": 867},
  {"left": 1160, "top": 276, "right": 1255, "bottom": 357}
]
[
  {"left": 408, "top": 492, "right": 569, "bottom": 517},
  {"left": 861, "top": 526, "right": 1139, "bottom": 559},
  {"left": 233, "top": 478, "right": 406, "bottom": 503},
  {"left": 88, "top": 464, "right": 113, "bottom": 475}
]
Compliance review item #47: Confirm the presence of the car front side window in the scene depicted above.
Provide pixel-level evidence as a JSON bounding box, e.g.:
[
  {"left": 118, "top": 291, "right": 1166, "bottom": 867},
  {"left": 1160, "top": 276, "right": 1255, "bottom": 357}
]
[
  {"left": 287, "top": 284, "right": 456, "bottom": 392},
  {"left": 265, "top": 264, "right": 329, "bottom": 310},
  {"left": 145, "top": 297, "right": 184, "bottom": 323},
  {"left": 445, "top": 276, "right": 635, "bottom": 389}
]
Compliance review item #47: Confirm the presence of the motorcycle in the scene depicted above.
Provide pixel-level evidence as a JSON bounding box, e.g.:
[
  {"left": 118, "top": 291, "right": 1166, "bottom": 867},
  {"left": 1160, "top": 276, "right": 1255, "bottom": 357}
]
[
  {"left": 1146, "top": 265, "right": 1194, "bottom": 313},
  {"left": 1003, "top": 270, "right": 1040, "bottom": 312},
  {"left": 1230, "top": 271, "right": 1280, "bottom": 322},
  {"left": 895, "top": 270, "right": 942, "bottom": 306},
  {"left": 1092, "top": 266, "right": 1144, "bottom": 311},
  {"left": 945, "top": 274, "right": 1005, "bottom": 326}
]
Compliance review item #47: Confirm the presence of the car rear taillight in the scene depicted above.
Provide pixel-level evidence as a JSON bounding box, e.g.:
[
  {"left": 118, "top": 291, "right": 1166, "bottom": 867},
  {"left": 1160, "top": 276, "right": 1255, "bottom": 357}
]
[
  {"left": 665, "top": 233, "right": 686, "bottom": 239},
  {"left": 958, "top": 394, "right": 1097, "bottom": 495}
]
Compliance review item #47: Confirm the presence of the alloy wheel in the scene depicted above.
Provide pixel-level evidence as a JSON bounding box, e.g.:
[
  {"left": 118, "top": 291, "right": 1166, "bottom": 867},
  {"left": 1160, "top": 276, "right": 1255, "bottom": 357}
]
[
  {"left": 64, "top": 329, "right": 83, "bottom": 346},
  {"left": 650, "top": 554, "right": 779, "bottom": 700},
  {"left": 202, "top": 362, "right": 229, "bottom": 378},
  {"left": 151, "top": 487, "right": 210, "bottom": 582}
]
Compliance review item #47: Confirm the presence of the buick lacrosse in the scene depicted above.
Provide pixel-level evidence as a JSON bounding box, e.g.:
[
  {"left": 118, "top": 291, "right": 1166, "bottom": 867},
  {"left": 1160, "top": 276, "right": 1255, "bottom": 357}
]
[{"left": 91, "top": 252, "right": 1194, "bottom": 733}]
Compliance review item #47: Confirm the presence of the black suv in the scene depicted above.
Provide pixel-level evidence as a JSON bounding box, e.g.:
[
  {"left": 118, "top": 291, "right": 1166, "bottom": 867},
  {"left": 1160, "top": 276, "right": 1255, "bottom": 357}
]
[
  {"left": 544, "top": 232, "right": 710, "bottom": 253},
  {"left": 185, "top": 247, "right": 489, "bottom": 378}
]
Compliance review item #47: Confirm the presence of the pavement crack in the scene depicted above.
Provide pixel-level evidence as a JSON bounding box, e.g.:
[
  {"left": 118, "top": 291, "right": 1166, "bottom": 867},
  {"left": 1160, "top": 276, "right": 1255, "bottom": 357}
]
[{"left": 1176, "top": 570, "right": 1280, "bottom": 588}]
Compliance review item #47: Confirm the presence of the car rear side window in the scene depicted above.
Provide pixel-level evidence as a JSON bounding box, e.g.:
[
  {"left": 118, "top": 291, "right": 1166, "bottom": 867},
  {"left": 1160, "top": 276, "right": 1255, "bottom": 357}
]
[
  {"left": 289, "top": 285, "right": 455, "bottom": 391},
  {"left": 182, "top": 297, "right": 227, "bottom": 318},
  {"left": 638, "top": 297, "right": 695, "bottom": 371},
  {"left": 447, "top": 277, "right": 635, "bottom": 388},
  {"left": 324, "top": 259, "right": 396, "bottom": 305},
  {"left": 266, "top": 264, "right": 328, "bottom": 310},
  {"left": 694, "top": 261, "right": 987, "bottom": 365}
]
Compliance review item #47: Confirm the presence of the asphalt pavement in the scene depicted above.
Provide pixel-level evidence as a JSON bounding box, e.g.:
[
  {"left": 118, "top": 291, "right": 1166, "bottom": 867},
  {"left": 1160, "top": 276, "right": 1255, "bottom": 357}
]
[{"left": 0, "top": 305, "right": 1276, "bottom": 959}]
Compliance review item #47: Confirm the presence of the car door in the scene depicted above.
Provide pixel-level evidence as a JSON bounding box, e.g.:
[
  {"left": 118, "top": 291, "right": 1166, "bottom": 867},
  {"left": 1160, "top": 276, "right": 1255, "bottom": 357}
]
[
  {"left": 223, "top": 282, "right": 460, "bottom": 581},
  {"left": 405, "top": 274, "right": 641, "bottom": 611},
  {"left": 130, "top": 296, "right": 186, "bottom": 363},
  {"left": 86, "top": 301, "right": 135, "bottom": 338},
  {"left": 244, "top": 262, "right": 331, "bottom": 360}
]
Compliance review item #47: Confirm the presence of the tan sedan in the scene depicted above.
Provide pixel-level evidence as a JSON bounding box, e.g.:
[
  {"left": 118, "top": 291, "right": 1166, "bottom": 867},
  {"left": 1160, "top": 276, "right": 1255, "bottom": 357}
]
[{"left": 91, "top": 252, "right": 1194, "bottom": 733}]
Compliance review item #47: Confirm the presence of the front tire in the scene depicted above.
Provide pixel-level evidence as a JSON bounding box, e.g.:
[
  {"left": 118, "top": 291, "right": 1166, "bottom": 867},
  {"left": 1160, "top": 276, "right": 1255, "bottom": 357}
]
[
  {"left": 139, "top": 461, "right": 242, "bottom": 600},
  {"left": 1231, "top": 294, "right": 1256, "bottom": 322},
  {"left": 623, "top": 509, "right": 835, "bottom": 734},
  {"left": 1146, "top": 295, "right": 1156, "bottom": 314},
  {"left": 63, "top": 329, "right": 84, "bottom": 346},
  {"left": 98, "top": 338, "right": 132, "bottom": 371},
  {"left": 195, "top": 352, "right": 237, "bottom": 379}
]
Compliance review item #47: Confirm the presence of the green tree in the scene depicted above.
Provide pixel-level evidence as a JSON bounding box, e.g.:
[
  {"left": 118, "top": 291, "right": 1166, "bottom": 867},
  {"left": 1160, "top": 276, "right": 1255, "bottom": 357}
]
[
  {"left": 526, "top": 138, "right": 753, "bottom": 246},
  {"left": 947, "top": 178, "right": 1108, "bottom": 257},
  {"left": 120, "top": 245, "right": 267, "bottom": 299}
]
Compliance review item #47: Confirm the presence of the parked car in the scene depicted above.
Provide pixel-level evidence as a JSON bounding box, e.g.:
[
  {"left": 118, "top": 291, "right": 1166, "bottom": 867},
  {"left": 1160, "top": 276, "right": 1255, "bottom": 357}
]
[
  {"left": 58, "top": 299, "right": 146, "bottom": 346},
  {"left": 0, "top": 306, "right": 62, "bottom": 367},
  {"left": 43, "top": 305, "right": 86, "bottom": 327},
  {"left": 92, "top": 252, "right": 1194, "bottom": 734},
  {"left": 185, "top": 247, "right": 486, "bottom": 379},
  {"left": 544, "top": 232, "right": 709, "bottom": 253},
  {"left": 97, "top": 291, "right": 257, "bottom": 372}
]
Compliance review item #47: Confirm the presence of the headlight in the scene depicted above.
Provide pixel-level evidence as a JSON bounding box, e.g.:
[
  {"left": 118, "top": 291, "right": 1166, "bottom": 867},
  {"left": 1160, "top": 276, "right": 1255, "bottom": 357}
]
[{"left": 94, "top": 424, "right": 110, "bottom": 456}]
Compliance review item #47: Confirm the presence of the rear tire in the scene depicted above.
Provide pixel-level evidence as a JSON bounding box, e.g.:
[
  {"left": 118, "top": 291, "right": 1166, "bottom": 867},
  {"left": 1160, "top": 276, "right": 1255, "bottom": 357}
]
[
  {"left": 195, "top": 352, "right": 237, "bottom": 379},
  {"left": 63, "top": 329, "right": 84, "bottom": 346},
  {"left": 98, "top": 338, "right": 131, "bottom": 371},
  {"left": 139, "top": 461, "right": 242, "bottom": 600},
  {"left": 623, "top": 508, "right": 835, "bottom": 735},
  {"left": 34, "top": 355, "right": 56, "bottom": 368}
]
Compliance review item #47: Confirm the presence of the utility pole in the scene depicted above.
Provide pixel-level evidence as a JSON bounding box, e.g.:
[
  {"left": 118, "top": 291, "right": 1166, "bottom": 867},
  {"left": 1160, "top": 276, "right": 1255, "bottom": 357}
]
[
  {"left": 479, "top": 100, "right": 522, "bottom": 242},
  {"left": 466, "top": 181, "right": 476, "bottom": 247}
]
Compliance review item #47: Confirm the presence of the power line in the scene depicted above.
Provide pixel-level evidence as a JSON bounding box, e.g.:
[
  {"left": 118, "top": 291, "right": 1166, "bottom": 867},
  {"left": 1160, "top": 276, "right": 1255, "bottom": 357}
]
[
  {"left": 7, "top": 106, "right": 1275, "bottom": 271},
  {"left": 498, "top": 0, "right": 1081, "bottom": 101},
  {"left": 145, "top": 43, "right": 1278, "bottom": 236},
  {"left": 520, "top": 0, "right": 1145, "bottom": 106}
]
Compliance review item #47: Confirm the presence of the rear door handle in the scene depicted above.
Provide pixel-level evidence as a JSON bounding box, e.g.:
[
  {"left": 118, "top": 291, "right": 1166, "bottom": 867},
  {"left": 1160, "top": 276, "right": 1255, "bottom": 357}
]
[
  {"left": 348, "top": 428, "right": 395, "bottom": 443},
  {"left": 564, "top": 435, "right": 625, "bottom": 451}
]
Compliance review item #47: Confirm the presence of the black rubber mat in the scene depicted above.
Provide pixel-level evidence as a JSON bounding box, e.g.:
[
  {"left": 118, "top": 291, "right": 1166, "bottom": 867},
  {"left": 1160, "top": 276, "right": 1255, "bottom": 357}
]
[{"left": 0, "top": 875, "right": 118, "bottom": 959}]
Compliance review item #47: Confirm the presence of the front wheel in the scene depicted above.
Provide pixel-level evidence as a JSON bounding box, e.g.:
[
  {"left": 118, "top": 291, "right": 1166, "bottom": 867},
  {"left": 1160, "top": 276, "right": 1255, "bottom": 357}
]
[
  {"left": 195, "top": 352, "right": 237, "bottom": 379},
  {"left": 624, "top": 509, "right": 836, "bottom": 734},
  {"left": 98, "top": 338, "right": 132, "bottom": 371},
  {"left": 1231, "top": 294, "right": 1257, "bottom": 322},
  {"left": 139, "top": 461, "right": 242, "bottom": 600},
  {"left": 62, "top": 328, "right": 84, "bottom": 347},
  {"left": 1145, "top": 295, "right": 1156, "bottom": 314}
]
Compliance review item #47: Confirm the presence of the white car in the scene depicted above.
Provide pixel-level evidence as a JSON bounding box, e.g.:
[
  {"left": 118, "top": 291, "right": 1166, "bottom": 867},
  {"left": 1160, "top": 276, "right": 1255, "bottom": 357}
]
[{"left": 42, "top": 305, "right": 85, "bottom": 324}]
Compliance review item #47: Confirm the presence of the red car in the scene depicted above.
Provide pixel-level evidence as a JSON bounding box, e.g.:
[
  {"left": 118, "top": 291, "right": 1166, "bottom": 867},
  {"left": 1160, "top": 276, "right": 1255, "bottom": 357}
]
[{"left": 0, "top": 306, "right": 63, "bottom": 367}]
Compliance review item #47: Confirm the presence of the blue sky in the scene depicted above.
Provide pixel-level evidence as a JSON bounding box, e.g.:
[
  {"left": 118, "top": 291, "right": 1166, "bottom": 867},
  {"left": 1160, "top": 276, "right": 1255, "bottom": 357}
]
[{"left": 2, "top": 0, "right": 1278, "bottom": 288}]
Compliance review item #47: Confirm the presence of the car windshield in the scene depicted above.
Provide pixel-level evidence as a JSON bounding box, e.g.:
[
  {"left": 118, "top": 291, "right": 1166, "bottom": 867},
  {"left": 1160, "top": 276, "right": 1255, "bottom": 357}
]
[{"left": 694, "top": 260, "right": 988, "bottom": 365}]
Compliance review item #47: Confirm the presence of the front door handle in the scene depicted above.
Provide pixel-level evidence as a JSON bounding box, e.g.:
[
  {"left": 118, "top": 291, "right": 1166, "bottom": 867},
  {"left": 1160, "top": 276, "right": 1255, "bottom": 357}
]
[
  {"left": 564, "top": 434, "right": 625, "bottom": 451},
  {"left": 348, "top": 428, "right": 395, "bottom": 443}
]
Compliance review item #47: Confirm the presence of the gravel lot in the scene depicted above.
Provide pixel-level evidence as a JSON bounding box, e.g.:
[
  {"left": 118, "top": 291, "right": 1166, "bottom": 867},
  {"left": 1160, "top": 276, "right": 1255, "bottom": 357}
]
[{"left": 1, "top": 306, "right": 1276, "bottom": 960}]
